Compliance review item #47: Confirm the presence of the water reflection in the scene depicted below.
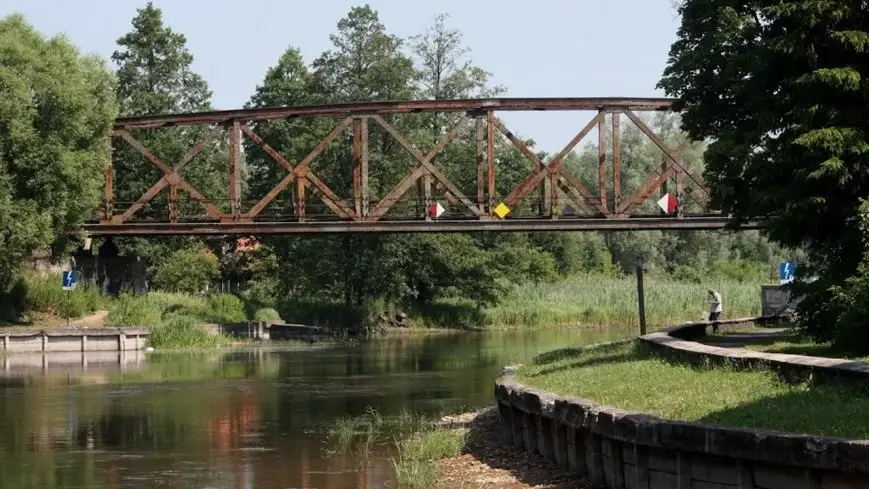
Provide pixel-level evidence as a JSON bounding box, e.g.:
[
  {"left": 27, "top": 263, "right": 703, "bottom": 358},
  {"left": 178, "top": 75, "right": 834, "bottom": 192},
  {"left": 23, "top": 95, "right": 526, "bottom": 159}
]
[{"left": 0, "top": 327, "right": 631, "bottom": 489}]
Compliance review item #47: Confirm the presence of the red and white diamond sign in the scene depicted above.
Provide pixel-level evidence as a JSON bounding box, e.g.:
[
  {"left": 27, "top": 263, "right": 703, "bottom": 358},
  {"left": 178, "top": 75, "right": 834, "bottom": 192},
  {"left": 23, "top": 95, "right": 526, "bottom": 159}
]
[
  {"left": 656, "top": 193, "right": 678, "bottom": 214},
  {"left": 427, "top": 202, "right": 445, "bottom": 219}
]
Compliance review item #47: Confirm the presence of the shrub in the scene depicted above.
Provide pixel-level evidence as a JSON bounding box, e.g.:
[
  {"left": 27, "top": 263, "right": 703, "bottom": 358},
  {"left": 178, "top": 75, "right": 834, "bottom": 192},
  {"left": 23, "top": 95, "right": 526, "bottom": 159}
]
[
  {"left": 108, "top": 293, "right": 161, "bottom": 327},
  {"left": 151, "top": 247, "right": 219, "bottom": 294},
  {"left": 148, "top": 316, "right": 225, "bottom": 349},
  {"left": 253, "top": 308, "right": 282, "bottom": 323},
  {"left": 206, "top": 293, "right": 245, "bottom": 323},
  {"left": 20, "top": 272, "right": 104, "bottom": 320}
]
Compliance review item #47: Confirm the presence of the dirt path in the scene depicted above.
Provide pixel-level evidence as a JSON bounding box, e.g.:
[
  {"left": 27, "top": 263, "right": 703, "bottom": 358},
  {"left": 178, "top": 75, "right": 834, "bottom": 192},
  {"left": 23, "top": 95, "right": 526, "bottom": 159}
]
[
  {"left": 1, "top": 310, "right": 109, "bottom": 331},
  {"left": 436, "top": 407, "right": 591, "bottom": 489}
]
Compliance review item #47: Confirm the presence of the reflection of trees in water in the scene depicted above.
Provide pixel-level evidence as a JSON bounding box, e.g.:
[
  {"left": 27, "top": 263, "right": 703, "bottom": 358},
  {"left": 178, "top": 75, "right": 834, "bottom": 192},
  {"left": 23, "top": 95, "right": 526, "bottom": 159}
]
[{"left": 0, "top": 330, "right": 626, "bottom": 488}]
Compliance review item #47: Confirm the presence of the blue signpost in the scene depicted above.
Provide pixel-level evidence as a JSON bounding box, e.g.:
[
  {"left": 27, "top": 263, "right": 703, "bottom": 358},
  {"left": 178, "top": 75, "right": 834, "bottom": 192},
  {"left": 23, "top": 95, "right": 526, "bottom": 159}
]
[
  {"left": 61, "top": 271, "right": 79, "bottom": 328},
  {"left": 779, "top": 262, "right": 796, "bottom": 284},
  {"left": 62, "top": 271, "right": 78, "bottom": 291}
]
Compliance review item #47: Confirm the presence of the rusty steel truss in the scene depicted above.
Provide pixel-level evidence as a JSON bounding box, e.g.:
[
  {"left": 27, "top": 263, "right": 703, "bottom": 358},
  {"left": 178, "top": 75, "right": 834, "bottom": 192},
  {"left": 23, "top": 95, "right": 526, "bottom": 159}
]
[{"left": 86, "top": 97, "right": 758, "bottom": 236}]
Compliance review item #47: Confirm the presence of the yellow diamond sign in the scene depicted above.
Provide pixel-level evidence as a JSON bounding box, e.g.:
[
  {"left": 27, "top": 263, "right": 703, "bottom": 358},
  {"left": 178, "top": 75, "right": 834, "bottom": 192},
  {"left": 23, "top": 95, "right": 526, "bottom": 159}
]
[{"left": 493, "top": 202, "right": 511, "bottom": 219}]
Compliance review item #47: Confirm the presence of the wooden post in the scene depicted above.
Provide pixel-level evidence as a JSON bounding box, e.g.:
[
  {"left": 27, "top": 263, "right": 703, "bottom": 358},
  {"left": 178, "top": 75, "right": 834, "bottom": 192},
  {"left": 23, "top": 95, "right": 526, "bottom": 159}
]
[{"left": 636, "top": 260, "right": 647, "bottom": 336}]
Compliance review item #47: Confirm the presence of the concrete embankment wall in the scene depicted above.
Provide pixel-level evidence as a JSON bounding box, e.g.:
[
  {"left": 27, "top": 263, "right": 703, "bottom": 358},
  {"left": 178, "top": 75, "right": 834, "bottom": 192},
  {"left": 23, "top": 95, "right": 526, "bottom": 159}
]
[
  {"left": 495, "top": 319, "right": 869, "bottom": 489},
  {"left": 198, "top": 322, "right": 337, "bottom": 340},
  {"left": 0, "top": 321, "right": 335, "bottom": 355},
  {"left": 1, "top": 328, "right": 149, "bottom": 354}
]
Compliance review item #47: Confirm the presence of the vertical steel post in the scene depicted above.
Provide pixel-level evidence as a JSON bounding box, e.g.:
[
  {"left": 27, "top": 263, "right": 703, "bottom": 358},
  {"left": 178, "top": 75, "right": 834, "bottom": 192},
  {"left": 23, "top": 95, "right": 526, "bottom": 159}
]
[
  {"left": 228, "top": 120, "right": 241, "bottom": 219},
  {"left": 353, "top": 118, "right": 363, "bottom": 217},
  {"left": 612, "top": 112, "right": 621, "bottom": 211},
  {"left": 360, "top": 117, "right": 369, "bottom": 218},
  {"left": 598, "top": 111, "right": 607, "bottom": 213},
  {"left": 476, "top": 116, "right": 486, "bottom": 214},
  {"left": 636, "top": 260, "right": 647, "bottom": 336},
  {"left": 487, "top": 111, "right": 496, "bottom": 212}
]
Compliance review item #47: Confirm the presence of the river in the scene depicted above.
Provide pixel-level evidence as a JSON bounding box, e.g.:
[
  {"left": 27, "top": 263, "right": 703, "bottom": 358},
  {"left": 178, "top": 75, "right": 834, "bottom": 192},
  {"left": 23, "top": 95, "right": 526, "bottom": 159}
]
[{"left": 0, "top": 327, "right": 633, "bottom": 489}]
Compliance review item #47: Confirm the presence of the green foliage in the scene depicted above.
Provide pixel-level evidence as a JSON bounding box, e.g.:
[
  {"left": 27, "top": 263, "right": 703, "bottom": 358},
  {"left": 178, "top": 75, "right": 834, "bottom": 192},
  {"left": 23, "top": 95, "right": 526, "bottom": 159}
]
[
  {"left": 107, "top": 292, "right": 161, "bottom": 326},
  {"left": 147, "top": 315, "right": 226, "bottom": 350},
  {"left": 151, "top": 247, "right": 220, "bottom": 294},
  {"left": 253, "top": 308, "right": 282, "bottom": 323},
  {"left": 205, "top": 293, "right": 246, "bottom": 323},
  {"left": 6, "top": 272, "right": 105, "bottom": 321},
  {"left": 482, "top": 273, "right": 760, "bottom": 329},
  {"left": 108, "top": 1, "right": 225, "bottom": 267},
  {"left": 659, "top": 0, "right": 868, "bottom": 348},
  {"left": 0, "top": 14, "right": 117, "bottom": 294}
]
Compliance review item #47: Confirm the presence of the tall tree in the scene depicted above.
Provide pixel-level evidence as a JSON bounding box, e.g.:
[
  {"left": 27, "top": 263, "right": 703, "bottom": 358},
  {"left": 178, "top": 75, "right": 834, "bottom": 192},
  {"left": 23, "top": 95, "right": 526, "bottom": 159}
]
[
  {"left": 0, "top": 14, "right": 117, "bottom": 304},
  {"left": 658, "top": 0, "right": 867, "bottom": 346},
  {"left": 109, "top": 2, "right": 227, "bottom": 268}
]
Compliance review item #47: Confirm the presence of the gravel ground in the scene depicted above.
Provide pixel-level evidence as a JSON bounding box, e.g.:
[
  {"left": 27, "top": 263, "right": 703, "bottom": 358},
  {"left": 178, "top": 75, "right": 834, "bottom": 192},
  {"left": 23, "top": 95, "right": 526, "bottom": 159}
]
[{"left": 435, "top": 407, "right": 592, "bottom": 489}]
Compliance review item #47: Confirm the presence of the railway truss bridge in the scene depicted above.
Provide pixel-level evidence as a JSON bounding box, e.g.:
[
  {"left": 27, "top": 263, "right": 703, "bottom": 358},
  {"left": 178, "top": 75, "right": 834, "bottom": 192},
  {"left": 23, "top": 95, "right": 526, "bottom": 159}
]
[{"left": 84, "top": 97, "right": 761, "bottom": 236}]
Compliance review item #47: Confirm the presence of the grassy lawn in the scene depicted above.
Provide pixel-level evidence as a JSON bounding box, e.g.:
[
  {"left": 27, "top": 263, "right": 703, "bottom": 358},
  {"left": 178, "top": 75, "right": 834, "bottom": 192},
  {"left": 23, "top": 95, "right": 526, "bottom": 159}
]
[
  {"left": 744, "top": 340, "right": 869, "bottom": 362},
  {"left": 517, "top": 342, "right": 869, "bottom": 439}
]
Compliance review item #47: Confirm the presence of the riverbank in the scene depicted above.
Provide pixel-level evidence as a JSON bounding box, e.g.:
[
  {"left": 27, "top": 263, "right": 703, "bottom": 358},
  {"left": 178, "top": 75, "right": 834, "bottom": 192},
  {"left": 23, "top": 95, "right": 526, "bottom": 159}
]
[
  {"left": 4, "top": 271, "right": 766, "bottom": 349},
  {"left": 516, "top": 340, "right": 869, "bottom": 439},
  {"left": 325, "top": 406, "right": 590, "bottom": 489},
  {"left": 279, "top": 273, "right": 763, "bottom": 331},
  {"left": 429, "top": 408, "right": 589, "bottom": 489}
]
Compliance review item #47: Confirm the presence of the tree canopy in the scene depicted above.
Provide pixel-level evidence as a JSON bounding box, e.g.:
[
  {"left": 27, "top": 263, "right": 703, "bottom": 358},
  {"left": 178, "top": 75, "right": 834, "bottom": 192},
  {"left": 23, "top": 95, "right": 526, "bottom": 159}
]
[
  {"left": 659, "top": 0, "right": 869, "bottom": 349},
  {"left": 0, "top": 4, "right": 803, "bottom": 328},
  {"left": 0, "top": 14, "right": 117, "bottom": 299}
]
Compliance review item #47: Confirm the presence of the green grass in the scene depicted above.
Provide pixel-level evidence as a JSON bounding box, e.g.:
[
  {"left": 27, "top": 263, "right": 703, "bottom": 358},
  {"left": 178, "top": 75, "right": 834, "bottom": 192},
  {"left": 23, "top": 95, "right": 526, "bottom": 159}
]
[
  {"left": 744, "top": 340, "right": 869, "bottom": 362},
  {"left": 323, "top": 407, "right": 468, "bottom": 488},
  {"left": 392, "top": 428, "right": 468, "bottom": 489},
  {"left": 106, "top": 292, "right": 247, "bottom": 349},
  {"left": 324, "top": 406, "right": 432, "bottom": 459},
  {"left": 517, "top": 341, "right": 869, "bottom": 439},
  {"left": 414, "top": 273, "right": 762, "bottom": 330},
  {"left": 1, "top": 271, "right": 108, "bottom": 324},
  {"left": 285, "top": 273, "right": 764, "bottom": 331}
]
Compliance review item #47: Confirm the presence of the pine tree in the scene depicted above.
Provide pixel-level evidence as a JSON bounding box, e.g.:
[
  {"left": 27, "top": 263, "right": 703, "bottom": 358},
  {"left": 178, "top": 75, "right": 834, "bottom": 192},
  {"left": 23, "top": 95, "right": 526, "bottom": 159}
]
[{"left": 659, "top": 0, "right": 869, "bottom": 346}]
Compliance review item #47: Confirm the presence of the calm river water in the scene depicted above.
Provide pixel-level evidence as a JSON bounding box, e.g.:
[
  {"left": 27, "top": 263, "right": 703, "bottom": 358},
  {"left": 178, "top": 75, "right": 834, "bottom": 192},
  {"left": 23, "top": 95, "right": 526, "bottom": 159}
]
[{"left": 0, "top": 327, "right": 631, "bottom": 489}]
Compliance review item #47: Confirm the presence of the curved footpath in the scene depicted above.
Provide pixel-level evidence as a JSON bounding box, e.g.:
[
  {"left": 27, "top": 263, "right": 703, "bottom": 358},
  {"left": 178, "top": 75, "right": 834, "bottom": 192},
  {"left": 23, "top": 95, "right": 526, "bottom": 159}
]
[{"left": 495, "top": 317, "right": 869, "bottom": 489}]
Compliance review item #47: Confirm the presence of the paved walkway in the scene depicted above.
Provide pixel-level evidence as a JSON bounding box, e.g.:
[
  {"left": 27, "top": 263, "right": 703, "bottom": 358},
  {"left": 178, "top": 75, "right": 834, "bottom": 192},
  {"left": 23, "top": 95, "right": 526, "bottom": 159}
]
[{"left": 697, "top": 327, "right": 797, "bottom": 348}]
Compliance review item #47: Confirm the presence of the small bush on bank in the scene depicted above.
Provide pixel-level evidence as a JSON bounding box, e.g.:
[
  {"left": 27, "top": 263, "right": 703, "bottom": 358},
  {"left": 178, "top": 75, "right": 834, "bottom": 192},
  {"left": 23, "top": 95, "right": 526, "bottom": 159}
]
[
  {"left": 108, "top": 293, "right": 161, "bottom": 326},
  {"left": 151, "top": 247, "right": 220, "bottom": 294},
  {"left": 253, "top": 308, "right": 282, "bottom": 323},
  {"left": 206, "top": 293, "right": 246, "bottom": 323},
  {"left": 147, "top": 316, "right": 226, "bottom": 349}
]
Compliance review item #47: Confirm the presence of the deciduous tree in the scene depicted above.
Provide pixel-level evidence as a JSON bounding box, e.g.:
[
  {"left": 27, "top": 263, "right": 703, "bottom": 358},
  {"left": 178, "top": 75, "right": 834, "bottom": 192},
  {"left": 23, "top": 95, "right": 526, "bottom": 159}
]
[
  {"left": 0, "top": 14, "right": 117, "bottom": 300},
  {"left": 658, "top": 0, "right": 869, "bottom": 345}
]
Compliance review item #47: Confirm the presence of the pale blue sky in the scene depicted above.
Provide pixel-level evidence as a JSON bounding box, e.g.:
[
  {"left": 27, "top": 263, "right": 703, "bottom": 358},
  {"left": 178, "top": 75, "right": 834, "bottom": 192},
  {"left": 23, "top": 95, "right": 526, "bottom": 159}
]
[{"left": 1, "top": 0, "right": 681, "bottom": 152}]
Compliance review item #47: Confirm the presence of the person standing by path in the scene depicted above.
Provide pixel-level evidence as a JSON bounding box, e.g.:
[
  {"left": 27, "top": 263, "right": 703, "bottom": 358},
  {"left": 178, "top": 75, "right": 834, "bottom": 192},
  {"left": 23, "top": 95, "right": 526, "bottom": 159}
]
[{"left": 708, "top": 289, "right": 723, "bottom": 332}]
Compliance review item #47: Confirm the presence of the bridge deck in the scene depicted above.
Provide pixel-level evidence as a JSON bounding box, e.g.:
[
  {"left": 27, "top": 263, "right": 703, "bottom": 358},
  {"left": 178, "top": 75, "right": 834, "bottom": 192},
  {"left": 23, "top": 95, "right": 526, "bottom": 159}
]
[{"left": 81, "top": 215, "right": 760, "bottom": 236}]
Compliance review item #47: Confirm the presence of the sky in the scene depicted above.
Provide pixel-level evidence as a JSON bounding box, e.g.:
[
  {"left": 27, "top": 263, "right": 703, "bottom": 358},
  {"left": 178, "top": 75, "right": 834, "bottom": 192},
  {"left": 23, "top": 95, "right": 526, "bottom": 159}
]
[{"left": 0, "top": 0, "right": 683, "bottom": 152}]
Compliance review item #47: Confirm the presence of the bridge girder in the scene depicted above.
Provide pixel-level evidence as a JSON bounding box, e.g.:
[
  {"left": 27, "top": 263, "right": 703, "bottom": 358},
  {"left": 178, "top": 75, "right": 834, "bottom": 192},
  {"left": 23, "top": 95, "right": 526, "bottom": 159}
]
[{"left": 90, "top": 97, "right": 744, "bottom": 236}]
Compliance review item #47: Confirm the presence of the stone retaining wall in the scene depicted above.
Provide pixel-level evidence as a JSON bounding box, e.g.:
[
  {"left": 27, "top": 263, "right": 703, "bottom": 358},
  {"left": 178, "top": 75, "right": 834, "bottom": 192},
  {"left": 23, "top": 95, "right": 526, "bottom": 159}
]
[
  {"left": 495, "top": 318, "right": 869, "bottom": 489},
  {"left": 640, "top": 318, "right": 869, "bottom": 387},
  {"left": 0, "top": 328, "right": 148, "bottom": 354}
]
